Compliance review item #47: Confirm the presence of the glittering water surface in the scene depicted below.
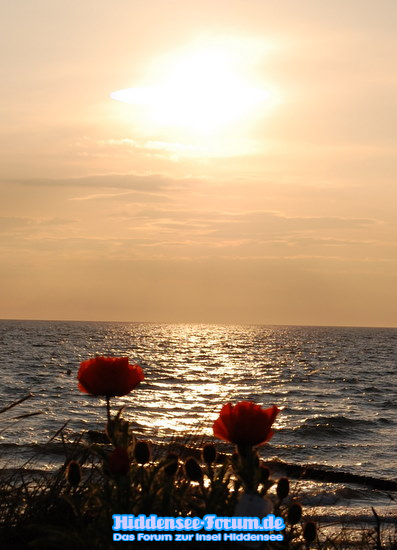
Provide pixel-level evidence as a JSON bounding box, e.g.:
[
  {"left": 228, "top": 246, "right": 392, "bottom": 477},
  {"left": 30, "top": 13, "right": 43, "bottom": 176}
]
[{"left": 0, "top": 321, "right": 396, "bottom": 522}]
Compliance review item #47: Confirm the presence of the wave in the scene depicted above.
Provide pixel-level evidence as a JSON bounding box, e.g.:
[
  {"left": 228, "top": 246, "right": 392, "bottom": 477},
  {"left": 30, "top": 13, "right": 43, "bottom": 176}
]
[
  {"left": 283, "top": 415, "right": 387, "bottom": 439},
  {"left": 304, "top": 415, "right": 376, "bottom": 428},
  {"left": 307, "top": 510, "right": 397, "bottom": 525}
]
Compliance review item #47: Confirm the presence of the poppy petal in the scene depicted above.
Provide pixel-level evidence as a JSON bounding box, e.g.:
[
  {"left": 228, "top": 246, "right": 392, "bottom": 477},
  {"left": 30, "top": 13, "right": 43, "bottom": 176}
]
[{"left": 213, "top": 401, "right": 279, "bottom": 447}]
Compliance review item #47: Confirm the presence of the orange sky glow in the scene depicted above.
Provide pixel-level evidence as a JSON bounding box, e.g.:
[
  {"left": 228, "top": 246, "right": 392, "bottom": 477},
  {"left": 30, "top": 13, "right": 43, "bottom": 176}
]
[{"left": 1, "top": 1, "right": 396, "bottom": 326}]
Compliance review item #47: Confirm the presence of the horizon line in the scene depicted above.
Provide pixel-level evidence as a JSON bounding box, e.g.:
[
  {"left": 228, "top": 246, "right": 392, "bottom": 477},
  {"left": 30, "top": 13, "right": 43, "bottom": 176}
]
[{"left": 0, "top": 317, "right": 396, "bottom": 330}]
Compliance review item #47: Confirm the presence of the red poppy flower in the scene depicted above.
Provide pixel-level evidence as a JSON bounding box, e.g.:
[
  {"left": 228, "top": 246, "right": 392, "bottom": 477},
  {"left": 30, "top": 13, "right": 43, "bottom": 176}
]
[
  {"left": 77, "top": 356, "right": 144, "bottom": 397},
  {"left": 213, "top": 401, "right": 279, "bottom": 447},
  {"left": 108, "top": 447, "right": 130, "bottom": 475}
]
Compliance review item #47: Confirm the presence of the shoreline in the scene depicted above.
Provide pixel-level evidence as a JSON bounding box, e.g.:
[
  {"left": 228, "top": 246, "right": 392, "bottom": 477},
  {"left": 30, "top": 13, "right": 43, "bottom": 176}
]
[
  {"left": 1, "top": 440, "right": 395, "bottom": 534},
  {"left": 2, "top": 438, "right": 396, "bottom": 491}
]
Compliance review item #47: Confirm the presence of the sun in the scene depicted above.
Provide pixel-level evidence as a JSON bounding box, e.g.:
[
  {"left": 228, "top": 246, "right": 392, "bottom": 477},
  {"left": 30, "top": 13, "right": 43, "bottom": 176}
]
[{"left": 110, "top": 37, "right": 278, "bottom": 139}]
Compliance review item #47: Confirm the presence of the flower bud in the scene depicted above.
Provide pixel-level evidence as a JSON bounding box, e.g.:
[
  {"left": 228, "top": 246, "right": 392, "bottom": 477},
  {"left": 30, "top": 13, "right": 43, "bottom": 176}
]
[
  {"left": 202, "top": 444, "right": 217, "bottom": 465},
  {"left": 108, "top": 448, "right": 130, "bottom": 475},
  {"left": 303, "top": 521, "right": 317, "bottom": 544},
  {"left": 259, "top": 464, "right": 270, "bottom": 483},
  {"left": 184, "top": 457, "right": 203, "bottom": 483},
  {"left": 134, "top": 441, "right": 151, "bottom": 465},
  {"left": 231, "top": 451, "right": 240, "bottom": 468},
  {"left": 65, "top": 460, "right": 81, "bottom": 487},
  {"left": 287, "top": 502, "right": 302, "bottom": 525},
  {"left": 163, "top": 453, "right": 179, "bottom": 476},
  {"left": 276, "top": 476, "right": 290, "bottom": 499}
]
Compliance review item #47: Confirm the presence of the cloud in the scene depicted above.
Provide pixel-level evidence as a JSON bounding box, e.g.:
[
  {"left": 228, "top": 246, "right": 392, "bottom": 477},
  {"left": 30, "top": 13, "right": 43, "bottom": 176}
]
[
  {"left": 10, "top": 172, "right": 174, "bottom": 192},
  {"left": 0, "top": 216, "right": 74, "bottom": 233},
  {"left": 0, "top": 216, "right": 33, "bottom": 232},
  {"left": 0, "top": 173, "right": 392, "bottom": 270},
  {"left": 70, "top": 136, "right": 202, "bottom": 163},
  {"left": 98, "top": 137, "right": 197, "bottom": 155},
  {"left": 125, "top": 208, "right": 380, "bottom": 241},
  {"left": 69, "top": 190, "right": 134, "bottom": 201}
]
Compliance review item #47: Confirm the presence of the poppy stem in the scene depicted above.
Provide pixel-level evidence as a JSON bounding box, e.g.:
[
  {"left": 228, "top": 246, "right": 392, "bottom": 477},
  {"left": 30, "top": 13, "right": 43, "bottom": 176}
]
[{"left": 106, "top": 396, "right": 111, "bottom": 424}]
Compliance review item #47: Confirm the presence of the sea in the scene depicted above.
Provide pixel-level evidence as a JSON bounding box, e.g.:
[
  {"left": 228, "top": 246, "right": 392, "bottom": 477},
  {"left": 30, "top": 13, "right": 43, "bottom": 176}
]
[{"left": 0, "top": 320, "right": 396, "bottom": 532}]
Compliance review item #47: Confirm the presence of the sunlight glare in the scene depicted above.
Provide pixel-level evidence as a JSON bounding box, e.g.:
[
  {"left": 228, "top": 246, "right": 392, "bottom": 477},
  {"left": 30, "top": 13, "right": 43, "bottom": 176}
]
[{"left": 111, "top": 37, "right": 277, "bottom": 136}]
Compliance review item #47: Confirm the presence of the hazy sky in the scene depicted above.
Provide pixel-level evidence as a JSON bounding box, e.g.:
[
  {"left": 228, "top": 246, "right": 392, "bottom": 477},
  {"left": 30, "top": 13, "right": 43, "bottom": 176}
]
[{"left": 1, "top": 1, "right": 396, "bottom": 326}]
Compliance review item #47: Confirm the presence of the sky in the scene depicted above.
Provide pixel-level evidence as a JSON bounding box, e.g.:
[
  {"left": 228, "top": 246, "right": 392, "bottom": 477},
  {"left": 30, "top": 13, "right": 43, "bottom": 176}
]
[{"left": 1, "top": 0, "right": 396, "bottom": 326}]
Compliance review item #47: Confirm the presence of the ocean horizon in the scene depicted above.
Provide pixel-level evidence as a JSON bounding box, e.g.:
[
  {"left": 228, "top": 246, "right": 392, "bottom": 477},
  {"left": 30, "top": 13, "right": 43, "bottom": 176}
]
[{"left": 2, "top": 317, "right": 397, "bottom": 329}]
